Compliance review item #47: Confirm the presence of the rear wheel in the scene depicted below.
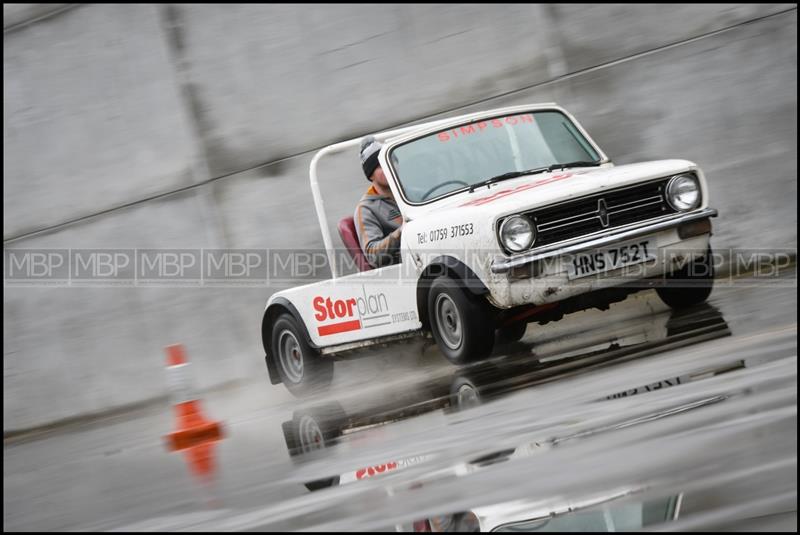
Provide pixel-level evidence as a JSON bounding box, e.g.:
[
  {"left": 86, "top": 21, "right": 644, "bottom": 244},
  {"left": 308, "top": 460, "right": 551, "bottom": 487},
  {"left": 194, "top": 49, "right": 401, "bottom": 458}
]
[
  {"left": 657, "top": 247, "right": 714, "bottom": 309},
  {"left": 271, "top": 313, "right": 333, "bottom": 397},
  {"left": 427, "top": 276, "right": 495, "bottom": 364}
]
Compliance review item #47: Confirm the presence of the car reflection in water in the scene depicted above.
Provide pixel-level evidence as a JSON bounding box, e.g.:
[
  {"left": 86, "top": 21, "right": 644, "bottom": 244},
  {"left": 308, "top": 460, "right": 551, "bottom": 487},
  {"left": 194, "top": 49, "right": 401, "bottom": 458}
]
[
  {"left": 280, "top": 302, "right": 736, "bottom": 530},
  {"left": 417, "top": 490, "right": 680, "bottom": 532}
]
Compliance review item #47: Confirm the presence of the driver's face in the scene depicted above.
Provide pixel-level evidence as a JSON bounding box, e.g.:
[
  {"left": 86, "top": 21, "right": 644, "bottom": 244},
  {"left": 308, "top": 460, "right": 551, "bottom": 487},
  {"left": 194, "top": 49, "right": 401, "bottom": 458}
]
[{"left": 371, "top": 166, "right": 388, "bottom": 188}]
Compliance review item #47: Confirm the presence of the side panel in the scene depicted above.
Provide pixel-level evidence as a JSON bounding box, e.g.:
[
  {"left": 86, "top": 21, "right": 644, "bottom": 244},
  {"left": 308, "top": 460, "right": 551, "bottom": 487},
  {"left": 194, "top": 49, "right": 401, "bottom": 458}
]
[
  {"left": 403, "top": 207, "right": 498, "bottom": 295},
  {"left": 267, "top": 264, "right": 422, "bottom": 348}
]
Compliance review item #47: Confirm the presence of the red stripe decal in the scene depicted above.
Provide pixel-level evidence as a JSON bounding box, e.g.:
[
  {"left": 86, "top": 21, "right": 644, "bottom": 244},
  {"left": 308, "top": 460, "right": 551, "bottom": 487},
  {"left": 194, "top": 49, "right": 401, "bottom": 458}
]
[{"left": 318, "top": 319, "right": 361, "bottom": 336}]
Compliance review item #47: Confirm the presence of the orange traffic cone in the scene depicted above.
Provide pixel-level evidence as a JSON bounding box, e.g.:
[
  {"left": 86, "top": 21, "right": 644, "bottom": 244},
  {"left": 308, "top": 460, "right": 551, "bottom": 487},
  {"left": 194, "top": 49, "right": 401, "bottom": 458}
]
[{"left": 163, "top": 344, "right": 224, "bottom": 494}]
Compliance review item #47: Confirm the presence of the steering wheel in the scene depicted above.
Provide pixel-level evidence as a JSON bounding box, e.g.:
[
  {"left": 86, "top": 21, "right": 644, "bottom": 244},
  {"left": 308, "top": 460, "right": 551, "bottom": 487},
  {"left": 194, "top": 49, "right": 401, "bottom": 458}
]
[{"left": 420, "top": 180, "right": 470, "bottom": 201}]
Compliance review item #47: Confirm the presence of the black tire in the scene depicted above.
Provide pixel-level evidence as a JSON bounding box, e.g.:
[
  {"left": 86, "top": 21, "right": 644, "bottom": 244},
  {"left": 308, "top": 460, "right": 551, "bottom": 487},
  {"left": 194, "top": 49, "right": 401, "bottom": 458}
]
[
  {"left": 496, "top": 321, "right": 528, "bottom": 344},
  {"left": 271, "top": 313, "right": 333, "bottom": 397},
  {"left": 427, "top": 276, "right": 495, "bottom": 364},
  {"left": 656, "top": 247, "right": 714, "bottom": 309}
]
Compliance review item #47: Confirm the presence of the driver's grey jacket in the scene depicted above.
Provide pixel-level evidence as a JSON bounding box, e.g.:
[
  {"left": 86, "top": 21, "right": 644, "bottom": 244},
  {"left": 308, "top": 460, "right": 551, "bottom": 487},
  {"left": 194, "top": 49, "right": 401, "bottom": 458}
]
[{"left": 355, "top": 184, "right": 402, "bottom": 268}]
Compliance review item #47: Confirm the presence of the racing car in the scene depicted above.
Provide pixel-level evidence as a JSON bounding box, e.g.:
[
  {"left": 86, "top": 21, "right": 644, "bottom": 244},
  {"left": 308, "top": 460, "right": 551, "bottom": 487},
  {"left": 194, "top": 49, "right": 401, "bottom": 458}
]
[{"left": 262, "top": 103, "right": 717, "bottom": 395}]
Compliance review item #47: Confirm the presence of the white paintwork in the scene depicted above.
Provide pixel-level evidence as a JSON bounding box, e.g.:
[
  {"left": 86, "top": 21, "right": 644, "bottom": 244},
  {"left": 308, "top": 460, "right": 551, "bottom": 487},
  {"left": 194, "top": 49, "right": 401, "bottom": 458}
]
[
  {"left": 266, "top": 103, "right": 714, "bottom": 353},
  {"left": 272, "top": 263, "right": 421, "bottom": 348}
]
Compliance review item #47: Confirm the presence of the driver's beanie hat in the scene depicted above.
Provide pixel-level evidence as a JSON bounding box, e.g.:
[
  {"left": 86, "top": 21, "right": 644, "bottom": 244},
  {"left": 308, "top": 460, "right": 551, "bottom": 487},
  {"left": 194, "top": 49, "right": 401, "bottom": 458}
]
[{"left": 360, "top": 135, "right": 382, "bottom": 180}]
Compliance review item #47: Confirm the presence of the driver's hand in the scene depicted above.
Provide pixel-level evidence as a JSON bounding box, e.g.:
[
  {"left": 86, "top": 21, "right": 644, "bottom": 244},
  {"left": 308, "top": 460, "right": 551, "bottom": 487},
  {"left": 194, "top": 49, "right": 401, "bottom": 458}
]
[{"left": 392, "top": 223, "right": 404, "bottom": 240}]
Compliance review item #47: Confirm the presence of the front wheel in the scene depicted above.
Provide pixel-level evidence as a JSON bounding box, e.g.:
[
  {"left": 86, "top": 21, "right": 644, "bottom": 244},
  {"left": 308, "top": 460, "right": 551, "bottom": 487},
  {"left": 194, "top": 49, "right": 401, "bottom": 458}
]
[
  {"left": 496, "top": 321, "right": 528, "bottom": 344},
  {"left": 271, "top": 313, "right": 333, "bottom": 397},
  {"left": 656, "top": 247, "right": 714, "bottom": 309},
  {"left": 427, "top": 276, "right": 495, "bottom": 365}
]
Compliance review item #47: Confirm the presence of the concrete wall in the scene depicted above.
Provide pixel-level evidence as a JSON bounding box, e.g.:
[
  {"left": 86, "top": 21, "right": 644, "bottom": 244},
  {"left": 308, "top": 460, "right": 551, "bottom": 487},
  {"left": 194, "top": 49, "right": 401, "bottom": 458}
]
[{"left": 3, "top": 4, "right": 797, "bottom": 431}]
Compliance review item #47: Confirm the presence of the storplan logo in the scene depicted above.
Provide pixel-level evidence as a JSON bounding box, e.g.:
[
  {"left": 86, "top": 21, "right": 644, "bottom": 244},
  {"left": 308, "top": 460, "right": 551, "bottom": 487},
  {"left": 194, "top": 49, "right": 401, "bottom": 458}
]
[{"left": 312, "top": 286, "right": 390, "bottom": 336}]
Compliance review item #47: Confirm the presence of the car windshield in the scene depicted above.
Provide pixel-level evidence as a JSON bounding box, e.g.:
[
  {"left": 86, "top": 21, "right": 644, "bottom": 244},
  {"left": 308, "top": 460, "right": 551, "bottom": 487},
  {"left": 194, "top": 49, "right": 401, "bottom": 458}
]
[{"left": 388, "top": 111, "right": 601, "bottom": 204}]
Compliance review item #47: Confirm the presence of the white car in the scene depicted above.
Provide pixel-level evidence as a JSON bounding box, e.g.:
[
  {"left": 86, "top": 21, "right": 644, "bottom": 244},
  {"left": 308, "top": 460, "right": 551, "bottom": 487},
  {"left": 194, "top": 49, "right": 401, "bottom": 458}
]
[{"left": 261, "top": 103, "right": 717, "bottom": 395}]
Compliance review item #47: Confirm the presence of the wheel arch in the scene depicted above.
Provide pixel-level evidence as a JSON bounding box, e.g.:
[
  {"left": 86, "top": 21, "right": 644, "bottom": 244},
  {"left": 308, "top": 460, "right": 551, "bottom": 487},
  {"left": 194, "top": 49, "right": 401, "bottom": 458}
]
[
  {"left": 262, "top": 297, "right": 318, "bottom": 385},
  {"left": 416, "top": 256, "right": 489, "bottom": 330}
]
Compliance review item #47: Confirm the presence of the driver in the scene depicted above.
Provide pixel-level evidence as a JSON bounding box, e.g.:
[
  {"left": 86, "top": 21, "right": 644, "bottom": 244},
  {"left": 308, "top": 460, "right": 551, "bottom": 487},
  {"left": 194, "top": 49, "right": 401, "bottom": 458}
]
[{"left": 355, "top": 136, "right": 404, "bottom": 268}]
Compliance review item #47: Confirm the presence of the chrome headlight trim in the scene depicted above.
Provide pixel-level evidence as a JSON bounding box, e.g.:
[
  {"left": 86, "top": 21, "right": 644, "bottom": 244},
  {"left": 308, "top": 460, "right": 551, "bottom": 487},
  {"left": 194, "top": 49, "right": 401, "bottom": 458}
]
[
  {"left": 499, "top": 215, "right": 536, "bottom": 253},
  {"left": 666, "top": 173, "right": 701, "bottom": 212}
]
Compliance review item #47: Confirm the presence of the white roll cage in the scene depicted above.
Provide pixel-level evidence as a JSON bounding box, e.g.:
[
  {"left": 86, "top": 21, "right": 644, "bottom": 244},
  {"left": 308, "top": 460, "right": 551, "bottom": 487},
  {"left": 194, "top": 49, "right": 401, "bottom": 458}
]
[{"left": 308, "top": 103, "right": 599, "bottom": 279}]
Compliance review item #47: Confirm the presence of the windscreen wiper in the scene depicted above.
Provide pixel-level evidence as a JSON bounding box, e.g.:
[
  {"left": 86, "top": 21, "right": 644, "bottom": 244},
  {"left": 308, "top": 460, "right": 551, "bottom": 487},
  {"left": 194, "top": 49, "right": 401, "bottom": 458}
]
[
  {"left": 468, "top": 166, "right": 550, "bottom": 193},
  {"left": 546, "top": 160, "right": 602, "bottom": 172},
  {"left": 468, "top": 161, "right": 602, "bottom": 193}
]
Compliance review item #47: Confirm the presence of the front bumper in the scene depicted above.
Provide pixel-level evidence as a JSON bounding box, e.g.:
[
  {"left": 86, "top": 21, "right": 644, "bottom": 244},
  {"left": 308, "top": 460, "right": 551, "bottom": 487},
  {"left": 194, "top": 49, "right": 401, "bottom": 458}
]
[{"left": 491, "top": 208, "right": 718, "bottom": 274}]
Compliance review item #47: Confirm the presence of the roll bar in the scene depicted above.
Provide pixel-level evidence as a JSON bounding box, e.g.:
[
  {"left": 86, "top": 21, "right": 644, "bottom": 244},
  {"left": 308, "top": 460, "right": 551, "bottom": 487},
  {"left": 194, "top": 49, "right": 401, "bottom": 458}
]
[
  {"left": 309, "top": 118, "right": 456, "bottom": 278},
  {"left": 309, "top": 103, "right": 567, "bottom": 278}
]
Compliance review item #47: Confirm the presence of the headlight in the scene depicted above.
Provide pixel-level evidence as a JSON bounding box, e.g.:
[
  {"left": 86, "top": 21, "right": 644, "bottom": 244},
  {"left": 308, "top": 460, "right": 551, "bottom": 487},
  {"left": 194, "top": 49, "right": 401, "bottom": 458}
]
[
  {"left": 666, "top": 174, "right": 701, "bottom": 211},
  {"left": 499, "top": 215, "right": 535, "bottom": 252}
]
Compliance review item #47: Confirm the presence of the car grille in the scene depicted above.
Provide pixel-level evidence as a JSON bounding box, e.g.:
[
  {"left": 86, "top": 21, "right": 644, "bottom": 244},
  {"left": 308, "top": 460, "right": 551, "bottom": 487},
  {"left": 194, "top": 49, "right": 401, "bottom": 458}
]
[{"left": 528, "top": 178, "right": 678, "bottom": 248}]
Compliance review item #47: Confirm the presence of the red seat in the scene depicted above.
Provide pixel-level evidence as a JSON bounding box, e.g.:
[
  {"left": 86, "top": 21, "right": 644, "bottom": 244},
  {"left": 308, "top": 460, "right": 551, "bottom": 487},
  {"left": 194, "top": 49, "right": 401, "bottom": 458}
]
[{"left": 338, "top": 216, "right": 373, "bottom": 272}]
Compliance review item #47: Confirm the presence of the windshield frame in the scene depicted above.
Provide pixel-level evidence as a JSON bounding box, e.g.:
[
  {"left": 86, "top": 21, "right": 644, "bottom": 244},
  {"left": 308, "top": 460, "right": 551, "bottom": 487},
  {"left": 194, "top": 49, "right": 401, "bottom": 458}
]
[{"left": 382, "top": 105, "right": 610, "bottom": 208}]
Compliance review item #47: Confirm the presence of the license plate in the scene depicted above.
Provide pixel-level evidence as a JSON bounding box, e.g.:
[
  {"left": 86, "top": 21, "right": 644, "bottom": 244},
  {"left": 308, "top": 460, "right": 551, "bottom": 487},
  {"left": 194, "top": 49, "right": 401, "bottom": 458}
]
[{"left": 567, "top": 240, "right": 655, "bottom": 280}]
